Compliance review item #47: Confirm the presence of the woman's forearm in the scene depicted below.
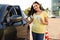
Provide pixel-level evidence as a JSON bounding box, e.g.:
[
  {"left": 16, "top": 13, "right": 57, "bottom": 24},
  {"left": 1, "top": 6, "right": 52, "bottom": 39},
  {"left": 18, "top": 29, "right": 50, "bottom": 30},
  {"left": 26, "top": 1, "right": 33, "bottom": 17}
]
[
  {"left": 42, "top": 21, "right": 48, "bottom": 25},
  {"left": 40, "top": 18, "right": 48, "bottom": 25}
]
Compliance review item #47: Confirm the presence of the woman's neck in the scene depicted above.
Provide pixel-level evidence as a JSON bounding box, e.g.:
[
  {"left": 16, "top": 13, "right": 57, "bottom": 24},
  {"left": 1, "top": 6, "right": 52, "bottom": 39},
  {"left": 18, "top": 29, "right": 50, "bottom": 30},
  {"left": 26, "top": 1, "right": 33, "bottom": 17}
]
[{"left": 36, "top": 10, "right": 42, "bottom": 15}]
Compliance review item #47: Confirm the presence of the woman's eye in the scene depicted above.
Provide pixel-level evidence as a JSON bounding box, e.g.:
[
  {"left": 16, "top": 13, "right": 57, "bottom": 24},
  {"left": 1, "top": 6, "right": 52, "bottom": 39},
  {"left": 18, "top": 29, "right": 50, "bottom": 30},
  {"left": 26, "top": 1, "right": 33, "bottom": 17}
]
[
  {"left": 33, "top": 5, "right": 37, "bottom": 8},
  {"left": 35, "top": 5, "right": 37, "bottom": 6},
  {"left": 34, "top": 5, "right": 38, "bottom": 7}
]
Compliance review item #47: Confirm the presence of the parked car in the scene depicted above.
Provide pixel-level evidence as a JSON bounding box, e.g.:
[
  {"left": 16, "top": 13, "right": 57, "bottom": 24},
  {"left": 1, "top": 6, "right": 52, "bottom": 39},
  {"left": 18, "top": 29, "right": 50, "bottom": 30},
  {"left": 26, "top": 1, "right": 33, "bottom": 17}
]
[
  {"left": 48, "top": 12, "right": 56, "bottom": 18},
  {"left": 0, "top": 4, "right": 29, "bottom": 40},
  {"left": 48, "top": 14, "right": 56, "bottom": 18}
]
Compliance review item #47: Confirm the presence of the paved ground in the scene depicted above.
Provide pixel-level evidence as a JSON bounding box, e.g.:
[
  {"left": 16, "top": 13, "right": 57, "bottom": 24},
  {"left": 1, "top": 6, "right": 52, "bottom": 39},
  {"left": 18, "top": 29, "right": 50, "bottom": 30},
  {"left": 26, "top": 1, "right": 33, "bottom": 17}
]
[
  {"left": 30, "top": 18, "right": 60, "bottom": 40},
  {"left": 48, "top": 18, "right": 60, "bottom": 40}
]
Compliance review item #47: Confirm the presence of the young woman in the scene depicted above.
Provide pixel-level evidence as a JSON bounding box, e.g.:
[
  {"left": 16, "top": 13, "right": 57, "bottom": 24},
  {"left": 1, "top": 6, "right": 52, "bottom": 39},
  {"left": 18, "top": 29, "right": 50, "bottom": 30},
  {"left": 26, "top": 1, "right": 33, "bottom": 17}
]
[{"left": 28, "top": 1, "right": 48, "bottom": 40}]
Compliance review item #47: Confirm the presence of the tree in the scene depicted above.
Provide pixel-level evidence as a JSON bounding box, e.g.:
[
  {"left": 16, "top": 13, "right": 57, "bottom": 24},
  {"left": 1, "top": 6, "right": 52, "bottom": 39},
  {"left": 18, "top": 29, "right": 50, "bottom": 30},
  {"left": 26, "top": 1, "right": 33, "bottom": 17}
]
[{"left": 24, "top": 7, "right": 30, "bottom": 15}]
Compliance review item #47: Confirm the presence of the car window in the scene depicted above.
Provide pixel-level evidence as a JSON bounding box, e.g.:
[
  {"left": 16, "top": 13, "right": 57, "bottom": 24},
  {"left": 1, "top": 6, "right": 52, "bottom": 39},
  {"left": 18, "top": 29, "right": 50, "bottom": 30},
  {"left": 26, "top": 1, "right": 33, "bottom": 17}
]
[
  {"left": 4, "top": 6, "right": 22, "bottom": 22},
  {"left": 14, "top": 6, "right": 22, "bottom": 16}
]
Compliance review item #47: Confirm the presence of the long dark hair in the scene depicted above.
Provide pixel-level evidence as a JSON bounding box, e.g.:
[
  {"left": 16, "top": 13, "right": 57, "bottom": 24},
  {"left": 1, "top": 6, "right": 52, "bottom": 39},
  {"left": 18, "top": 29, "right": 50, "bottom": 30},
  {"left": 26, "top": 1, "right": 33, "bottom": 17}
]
[{"left": 28, "top": 1, "right": 45, "bottom": 16}]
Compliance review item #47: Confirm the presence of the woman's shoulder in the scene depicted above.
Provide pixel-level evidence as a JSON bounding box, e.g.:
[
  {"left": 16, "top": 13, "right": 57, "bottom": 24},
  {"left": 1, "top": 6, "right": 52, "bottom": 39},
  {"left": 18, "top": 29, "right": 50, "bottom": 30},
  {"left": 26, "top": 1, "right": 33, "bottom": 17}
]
[
  {"left": 42, "top": 11, "right": 48, "bottom": 16},
  {"left": 42, "top": 11, "right": 48, "bottom": 14},
  {"left": 42, "top": 11, "right": 47, "bottom": 13}
]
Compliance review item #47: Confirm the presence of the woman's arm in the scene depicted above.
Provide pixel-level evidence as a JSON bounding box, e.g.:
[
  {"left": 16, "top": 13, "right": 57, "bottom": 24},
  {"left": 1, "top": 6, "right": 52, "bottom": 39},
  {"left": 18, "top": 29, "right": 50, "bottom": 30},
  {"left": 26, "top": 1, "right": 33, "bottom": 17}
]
[{"left": 40, "top": 16, "right": 48, "bottom": 25}]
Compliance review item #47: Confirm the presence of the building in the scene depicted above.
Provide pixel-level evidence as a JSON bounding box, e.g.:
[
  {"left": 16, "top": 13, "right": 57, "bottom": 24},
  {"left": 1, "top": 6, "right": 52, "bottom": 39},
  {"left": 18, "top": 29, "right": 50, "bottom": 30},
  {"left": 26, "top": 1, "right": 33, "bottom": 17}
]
[{"left": 52, "top": 0, "right": 60, "bottom": 16}]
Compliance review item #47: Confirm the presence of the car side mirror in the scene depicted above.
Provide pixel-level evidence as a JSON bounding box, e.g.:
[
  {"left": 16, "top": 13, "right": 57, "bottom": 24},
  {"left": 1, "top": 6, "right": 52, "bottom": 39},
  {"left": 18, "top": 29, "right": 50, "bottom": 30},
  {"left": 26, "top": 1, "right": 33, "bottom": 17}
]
[{"left": 10, "top": 15, "right": 22, "bottom": 22}]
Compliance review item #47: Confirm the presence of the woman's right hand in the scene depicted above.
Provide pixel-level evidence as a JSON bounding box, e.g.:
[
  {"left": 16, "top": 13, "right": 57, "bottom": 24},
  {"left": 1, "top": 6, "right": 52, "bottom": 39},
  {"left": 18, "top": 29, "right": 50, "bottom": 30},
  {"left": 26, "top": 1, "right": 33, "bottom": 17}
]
[{"left": 27, "top": 17, "right": 33, "bottom": 24}]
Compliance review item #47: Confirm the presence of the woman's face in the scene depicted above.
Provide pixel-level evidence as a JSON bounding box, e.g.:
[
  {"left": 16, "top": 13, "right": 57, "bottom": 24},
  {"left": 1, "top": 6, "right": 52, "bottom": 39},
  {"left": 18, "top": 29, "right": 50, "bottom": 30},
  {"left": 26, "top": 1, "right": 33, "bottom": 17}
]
[{"left": 33, "top": 3, "right": 40, "bottom": 11}]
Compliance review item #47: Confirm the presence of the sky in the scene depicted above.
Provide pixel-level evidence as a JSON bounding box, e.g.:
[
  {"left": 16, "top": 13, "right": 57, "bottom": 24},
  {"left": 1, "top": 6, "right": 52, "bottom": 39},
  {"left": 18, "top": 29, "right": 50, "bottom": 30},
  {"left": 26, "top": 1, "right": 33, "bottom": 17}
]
[{"left": 0, "top": 0, "right": 51, "bottom": 10}]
